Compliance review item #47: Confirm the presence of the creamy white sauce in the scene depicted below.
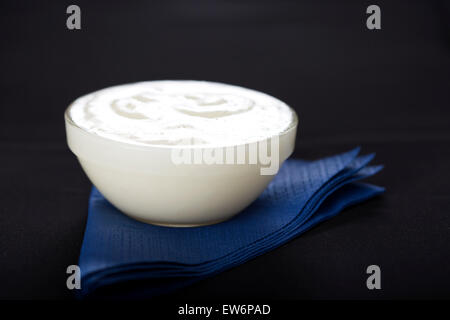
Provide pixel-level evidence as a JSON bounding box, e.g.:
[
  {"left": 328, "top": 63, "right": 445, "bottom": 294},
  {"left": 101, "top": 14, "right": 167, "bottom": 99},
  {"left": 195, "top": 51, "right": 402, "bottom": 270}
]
[{"left": 68, "top": 81, "right": 295, "bottom": 147}]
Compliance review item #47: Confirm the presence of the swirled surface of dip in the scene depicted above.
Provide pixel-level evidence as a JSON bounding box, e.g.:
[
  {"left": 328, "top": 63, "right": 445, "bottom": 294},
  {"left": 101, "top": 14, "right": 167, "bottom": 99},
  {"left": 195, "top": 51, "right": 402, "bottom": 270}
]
[{"left": 67, "top": 81, "right": 295, "bottom": 147}]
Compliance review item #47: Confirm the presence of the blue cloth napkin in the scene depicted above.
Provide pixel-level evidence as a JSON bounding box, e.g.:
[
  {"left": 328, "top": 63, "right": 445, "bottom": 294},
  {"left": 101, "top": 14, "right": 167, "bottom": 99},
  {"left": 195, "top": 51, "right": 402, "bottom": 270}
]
[{"left": 78, "top": 147, "right": 384, "bottom": 298}]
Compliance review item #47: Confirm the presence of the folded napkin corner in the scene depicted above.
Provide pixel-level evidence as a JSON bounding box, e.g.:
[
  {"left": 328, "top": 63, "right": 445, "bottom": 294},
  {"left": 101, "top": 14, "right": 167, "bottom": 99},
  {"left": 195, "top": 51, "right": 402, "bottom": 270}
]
[{"left": 78, "top": 147, "right": 384, "bottom": 299}]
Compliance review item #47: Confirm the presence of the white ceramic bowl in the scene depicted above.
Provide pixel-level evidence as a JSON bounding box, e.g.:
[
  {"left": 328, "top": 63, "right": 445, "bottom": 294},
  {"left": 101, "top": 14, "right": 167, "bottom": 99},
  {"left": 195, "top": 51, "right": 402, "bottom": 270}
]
[{"left": 65, "top": 85, "right": 298, "bottom": 227}]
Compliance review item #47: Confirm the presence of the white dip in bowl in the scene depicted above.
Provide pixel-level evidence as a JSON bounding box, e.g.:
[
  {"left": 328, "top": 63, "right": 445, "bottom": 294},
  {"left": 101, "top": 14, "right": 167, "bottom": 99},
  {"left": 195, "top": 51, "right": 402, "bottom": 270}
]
[{"left": 65, "top": 80, "right": 298, "bottom": 226}]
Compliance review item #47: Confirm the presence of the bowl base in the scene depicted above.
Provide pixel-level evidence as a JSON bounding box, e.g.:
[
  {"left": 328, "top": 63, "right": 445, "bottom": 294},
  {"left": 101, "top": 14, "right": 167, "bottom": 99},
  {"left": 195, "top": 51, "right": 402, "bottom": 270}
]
[{"left": 128, "top": 214, "right": 230, "bottom": 228}]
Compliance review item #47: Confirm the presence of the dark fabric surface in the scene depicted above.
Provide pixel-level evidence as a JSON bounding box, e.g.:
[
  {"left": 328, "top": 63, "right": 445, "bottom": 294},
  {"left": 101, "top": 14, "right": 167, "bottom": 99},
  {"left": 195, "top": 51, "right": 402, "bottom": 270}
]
[{"left": 0, "top": 0, "right": 449, "bottom": 299}]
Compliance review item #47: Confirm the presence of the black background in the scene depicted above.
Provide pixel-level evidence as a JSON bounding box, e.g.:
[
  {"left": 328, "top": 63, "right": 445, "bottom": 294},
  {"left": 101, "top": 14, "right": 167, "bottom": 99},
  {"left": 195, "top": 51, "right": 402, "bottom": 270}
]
[{"left": 0, "top": 0, "right": 449, "bottom": 299}]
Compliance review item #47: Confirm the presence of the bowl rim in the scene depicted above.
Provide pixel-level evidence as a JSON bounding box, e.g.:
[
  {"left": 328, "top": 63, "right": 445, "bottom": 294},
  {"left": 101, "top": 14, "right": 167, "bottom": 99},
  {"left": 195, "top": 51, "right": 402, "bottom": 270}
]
[{"left": 64, "top": 80, "right": 299, "bottom": 151}]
